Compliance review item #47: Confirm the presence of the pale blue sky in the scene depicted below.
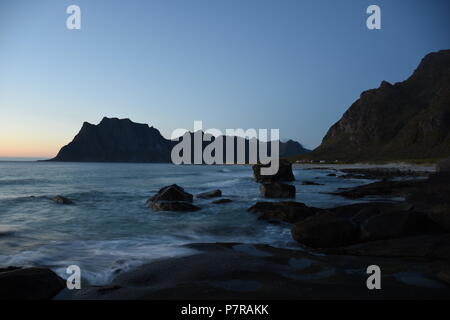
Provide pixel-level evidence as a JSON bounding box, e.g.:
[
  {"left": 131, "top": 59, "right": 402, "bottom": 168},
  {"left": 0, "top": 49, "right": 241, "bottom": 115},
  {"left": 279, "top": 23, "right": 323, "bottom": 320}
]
[{"left": 0, "top": 0, "right": 449, "bottom": 157}]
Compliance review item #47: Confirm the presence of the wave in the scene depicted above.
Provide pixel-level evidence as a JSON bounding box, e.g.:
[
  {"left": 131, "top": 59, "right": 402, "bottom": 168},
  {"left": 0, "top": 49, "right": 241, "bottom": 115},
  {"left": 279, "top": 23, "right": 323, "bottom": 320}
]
[
  {"left": 0, "top": 239, "right": 197, "bottom": 285},
  {"left": 0, "top": 178, "right": 50, "bottom": 186}
]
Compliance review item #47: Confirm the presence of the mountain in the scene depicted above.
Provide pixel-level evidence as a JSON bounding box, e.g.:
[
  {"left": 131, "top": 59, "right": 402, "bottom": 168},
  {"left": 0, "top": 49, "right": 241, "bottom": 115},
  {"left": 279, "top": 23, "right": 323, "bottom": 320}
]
[
  {"left": 49, "top": 117, "right": 309, "bottom": 162},
  {"left": 305, "top": 49, "right": 450, "bottom": 162}
]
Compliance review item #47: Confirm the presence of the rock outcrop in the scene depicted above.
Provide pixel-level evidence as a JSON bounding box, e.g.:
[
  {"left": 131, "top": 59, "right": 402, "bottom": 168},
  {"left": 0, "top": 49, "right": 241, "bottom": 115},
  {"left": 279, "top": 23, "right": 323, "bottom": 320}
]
[
  {"left": 146, "top": 185, "right": 199, "bottom": 212},
  {"left": 248, "top": 201, "right": 317, "bottom": 223},
  {"left": 291, "top": 213, "right": 359, "bottom": 248},
  {"left": 259, "top": 183, "right": 296, "bottom": 198},
  {"left": 0, "top": 267, "right": 65, "bottom": 300},
  {"left": 252, "top": 159, "right": 295, "bottom": 183},
  {"left": 196, "top": 189, "right": 222, "bottom": 199}
]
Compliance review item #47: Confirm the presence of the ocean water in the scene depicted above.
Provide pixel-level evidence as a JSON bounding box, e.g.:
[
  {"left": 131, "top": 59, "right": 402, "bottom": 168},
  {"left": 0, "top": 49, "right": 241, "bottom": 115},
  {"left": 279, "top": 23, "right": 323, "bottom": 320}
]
[{"left": 0, "top": 162, "right": 377, "bottom": 284}]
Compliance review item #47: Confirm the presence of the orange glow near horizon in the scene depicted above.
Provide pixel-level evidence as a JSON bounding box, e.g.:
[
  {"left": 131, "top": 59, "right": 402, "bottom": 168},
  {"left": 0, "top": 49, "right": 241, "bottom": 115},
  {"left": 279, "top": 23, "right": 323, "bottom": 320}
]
[{"left": 0, "top": 134, "right": 65, "bottom": 158}]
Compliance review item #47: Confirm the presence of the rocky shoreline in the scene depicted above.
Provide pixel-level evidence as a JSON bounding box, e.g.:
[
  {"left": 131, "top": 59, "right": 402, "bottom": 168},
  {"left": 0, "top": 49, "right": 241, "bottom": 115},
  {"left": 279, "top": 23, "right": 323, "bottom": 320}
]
[{"left": 1, "top": 160, "right": 449, "bottom": 300}]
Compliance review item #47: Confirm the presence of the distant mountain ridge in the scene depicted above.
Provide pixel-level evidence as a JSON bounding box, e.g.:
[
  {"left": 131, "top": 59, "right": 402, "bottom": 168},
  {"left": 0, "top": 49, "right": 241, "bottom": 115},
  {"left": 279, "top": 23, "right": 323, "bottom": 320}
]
[
  {"left": 49, "top": 117, "right": 309, "bottom": 163},
  {"left": 305, "top": 49, "right": 450, "bottom": 161}
]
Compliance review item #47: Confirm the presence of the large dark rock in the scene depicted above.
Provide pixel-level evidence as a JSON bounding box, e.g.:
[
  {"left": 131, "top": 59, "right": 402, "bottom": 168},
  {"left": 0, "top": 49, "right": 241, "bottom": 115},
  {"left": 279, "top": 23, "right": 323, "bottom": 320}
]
[
  {"left": 196, "top": 189, "right": 222, "bottom": 199},
  {"left": 0, "top": 267, "right": 65, "bottom": 300},
  {"left": 147, "top": 185, "right": 199, "bottom": 212},
  {"left": 248, "top": 201, "right": 318, "bottom": 223},
  {"left": 325, "top": 234, "right": 450, "bottom": 260},
  {"left": 360, "top": 211, "right": 437, "bottom": 241},
  {"left": 305, "top": 50, "right": 450, "bottom": 162},
  {"left": 259, "top": 183, "right": 296, "bottom": 198},
  {"left": 147, "top": 184, "right": 193, "bottom": 203},
  {"left": 253, "top": 159, "right": 295, "bottom": 183},
  {"left": 291, "top": 213, "right": 359, "bottom": 248}
]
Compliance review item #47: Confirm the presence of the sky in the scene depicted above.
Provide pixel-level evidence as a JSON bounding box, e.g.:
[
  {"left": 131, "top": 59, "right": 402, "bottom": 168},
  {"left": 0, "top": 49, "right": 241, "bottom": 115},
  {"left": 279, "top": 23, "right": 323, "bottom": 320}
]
[{"left": 0, "top": 0, "right": 449, "bottom": 158}]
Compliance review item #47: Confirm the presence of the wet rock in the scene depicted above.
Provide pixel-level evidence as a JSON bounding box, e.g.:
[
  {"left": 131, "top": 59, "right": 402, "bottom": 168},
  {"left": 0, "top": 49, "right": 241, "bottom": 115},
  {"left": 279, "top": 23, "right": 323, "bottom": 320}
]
[
  {"left": 259, "top": 183, "right": 296, "bottom": 199},
  {"left": 325, "top": 234, "right": 450, "bottom": 260},
  {"left": 0, "top": 267, "right": 65, "bottom": 300},
  {"left": 212, "top": 199, "right": 232, "bottom": 204},
  {"left": 147, "top": 184, "right": 193, "bottom": 203},
  {"left": 52, "top": 195, "right": 74, "bottom": 205},
  {"left": 197, "top": 189, "right": 222, "bottom": 199},
  {"left": 149, "top": 201, "right": 200, "bottom": 212},
  {"left": 301, "top": 181, "right": 324, "bottom": 186},
  {"left": 248, "top": 201, "right": 318, "bottom": 223},
  {"left": 147, "top": 185, "right": 198, "bottom": 212},
  {"left": 360, "top": 211, "right": 435, "bottom": 241},
  {"left": 252, "top": 159, "right": 295, "bottom": 183},
  {"left": 334, "top": 179, "right": 421, "bottom": 199},
  {"left": 291, "top": 213, "right": 359, "bottom": 248},
  {"left": 351, "top": 206, "right": 382, "bottom": 225}
]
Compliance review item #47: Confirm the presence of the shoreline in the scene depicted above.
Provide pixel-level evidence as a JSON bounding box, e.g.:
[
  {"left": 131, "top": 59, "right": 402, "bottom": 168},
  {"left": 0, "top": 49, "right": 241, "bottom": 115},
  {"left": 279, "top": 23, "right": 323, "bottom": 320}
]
[{"left": 293, "top": 162, "right": 436, "bottom": 172}]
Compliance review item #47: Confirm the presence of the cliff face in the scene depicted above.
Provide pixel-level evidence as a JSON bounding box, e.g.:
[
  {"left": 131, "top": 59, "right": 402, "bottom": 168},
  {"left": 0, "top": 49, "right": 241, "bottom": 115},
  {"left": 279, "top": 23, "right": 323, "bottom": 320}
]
[
  {"left": 311, "top": 50, "right": 450, "bottom": 161},
  {"left": 50, "top": 117, "right": 308, "bottom": 162}
]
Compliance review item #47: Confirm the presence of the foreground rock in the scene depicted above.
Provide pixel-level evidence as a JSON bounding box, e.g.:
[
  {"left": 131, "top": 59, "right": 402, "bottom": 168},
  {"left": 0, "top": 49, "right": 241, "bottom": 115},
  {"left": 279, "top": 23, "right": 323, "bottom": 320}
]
[
  {"left": 360, "top": 211, "right": 437, "bottom": 241},
  {"left": 291, "top": 213, "right": 359, "bottom": 248},
  {"left": 324, "top": 234, "right": 450, "bottom": 261},
  {"left": 252, "top": 159, "right": 295, "bottom": 183},
  {"left": 68, "top": 242, "right": 450, "bottom": 300},
  {"left": 52, "top": 195, "right": 74, "bottom": 205},
  {"left": 196, "top": 189, "right": 222, "bottom": 199},
  {"left": 212, "top": 198, "right": 232, "bottom": 204},
  {"left": 0, "top": 267, "right": 65, "bottom": 300},
  {"left": 259, "top": 183, "right": 295, "bottom": 198},
  {"left": 248, "top": 201, "right": 318, "bottom": 223},
  {"left": 148, "top": 184, "right": 193, "bottom": 203},
  {"left": 147, "top": 185, "right": 199, "bottom": 212}
]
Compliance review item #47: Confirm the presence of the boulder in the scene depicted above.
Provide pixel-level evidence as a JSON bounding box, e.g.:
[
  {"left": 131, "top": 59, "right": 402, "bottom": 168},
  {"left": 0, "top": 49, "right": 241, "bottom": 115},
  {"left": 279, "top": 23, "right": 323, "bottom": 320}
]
[
  {"left": 252, "top": 159, "right": 295, "bottom": 183},
  {"left": 149, "top": 201, "right": 200, "bottom": 212},
  {"left": 291, "top": 213, "right": 359, "bottom": 248},
  {"left": 147, "top": 185, "right": 199, "bottom": 212},
  {"left": 301, "top": 181, "right": 324, "bottom": 186},
  {"left": 0, "top": 267, "right": 65, "bottom": 300},
  {"left": 212, "top": 199, "right": 232, "bottom": 204},
  {"left": 147, "top": 184, "right": 193, "bottom": 203},
  {"left": 248, "top": 201, "right": 318, "bottom": 223},
  {"left": 351, "top": 206, "right": 382, "bottom": 225},
  {"left": 259, "top": 183, "right": 296, "bottom": 198},
  {"left": 325, "top": 234, "right": 450, "bottom": 260},
  {"left": 360, "top": 211, "right": 434, "bottom": 241},
  {"left": 196, "top": 189, "right": 222, "bottom": 199},
  {"left": 52, "top": 195, "right": 73, "bottom": 205}
]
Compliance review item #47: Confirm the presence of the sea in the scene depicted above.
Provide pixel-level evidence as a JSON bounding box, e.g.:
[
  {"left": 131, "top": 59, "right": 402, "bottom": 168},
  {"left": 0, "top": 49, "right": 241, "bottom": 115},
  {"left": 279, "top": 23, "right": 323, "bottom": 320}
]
[{"left": 0, "top": 161, "right": 378, "bottom": 284}]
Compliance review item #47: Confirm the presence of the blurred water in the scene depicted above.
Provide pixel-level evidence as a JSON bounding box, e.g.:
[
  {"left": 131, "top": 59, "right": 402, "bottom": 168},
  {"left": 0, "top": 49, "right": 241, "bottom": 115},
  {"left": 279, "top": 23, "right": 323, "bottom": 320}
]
[{"left": 0, "top": 161, "right": 377, "bottom": 284}]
